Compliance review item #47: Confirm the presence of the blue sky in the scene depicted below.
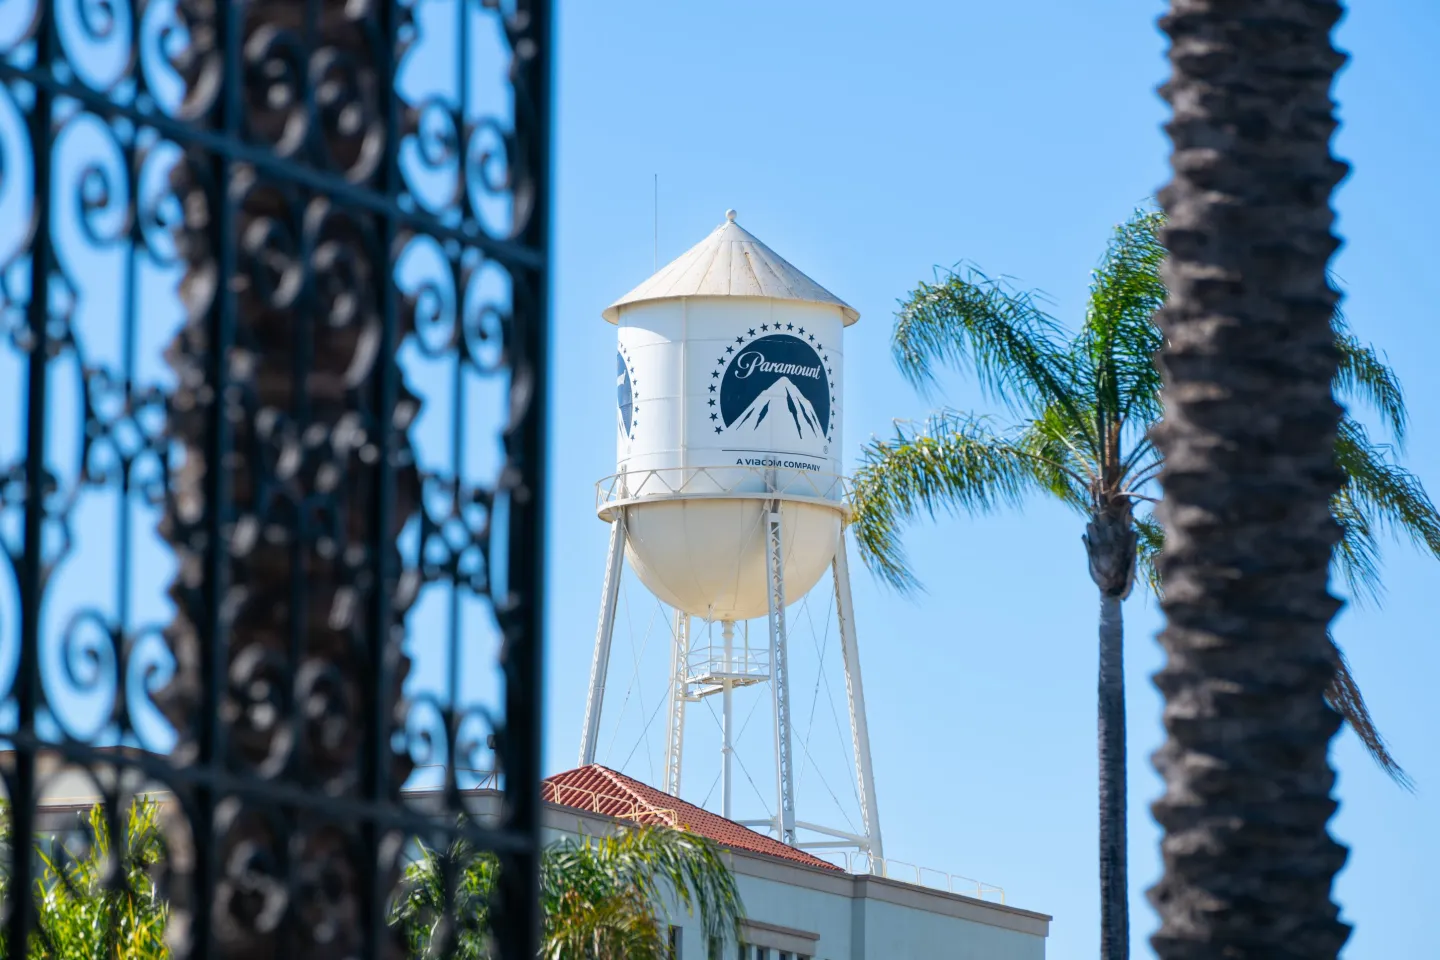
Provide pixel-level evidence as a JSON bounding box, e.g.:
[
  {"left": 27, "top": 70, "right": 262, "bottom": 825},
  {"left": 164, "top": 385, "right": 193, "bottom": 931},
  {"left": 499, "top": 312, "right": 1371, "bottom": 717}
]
[{"left": 544, "top": 2, "right": 1440, "bottom": 958}]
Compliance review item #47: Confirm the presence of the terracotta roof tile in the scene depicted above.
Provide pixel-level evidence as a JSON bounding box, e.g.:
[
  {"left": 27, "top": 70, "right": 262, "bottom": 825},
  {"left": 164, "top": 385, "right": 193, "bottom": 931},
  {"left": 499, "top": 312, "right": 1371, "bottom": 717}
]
[{"left": 543, "top": 765, "right": 841, "bottom": 871}]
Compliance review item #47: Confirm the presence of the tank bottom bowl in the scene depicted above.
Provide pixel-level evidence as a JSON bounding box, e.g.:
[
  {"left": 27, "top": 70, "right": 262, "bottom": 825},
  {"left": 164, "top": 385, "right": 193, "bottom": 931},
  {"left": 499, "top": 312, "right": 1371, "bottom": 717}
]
[{"left": 621, "top": 496, "right": 842, "bottom": 621}]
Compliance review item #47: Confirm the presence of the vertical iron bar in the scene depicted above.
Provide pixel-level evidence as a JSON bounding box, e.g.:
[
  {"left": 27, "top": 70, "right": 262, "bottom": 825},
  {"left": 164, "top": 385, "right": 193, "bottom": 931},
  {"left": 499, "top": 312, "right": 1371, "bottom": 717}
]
[
  {"left": 363, "top": 0, "right": 404, "bottom": 954},
  {"left": 193, "top": 3, "right": 247, "bottom": 955},
  {"left": 291, "top": 0, "right": 319, "bottom": 798},
  {"left": 10, "top": 7, "right": 56, "bottom": 955},
  {"left": 497, "top": 1, "right": 553, "bottom": 955},
  {"left": 118, "top": 128, "right": 139, "bottom": 662},
  {"left": 448, "top": 0, "right": 471, "bottom": 808}
]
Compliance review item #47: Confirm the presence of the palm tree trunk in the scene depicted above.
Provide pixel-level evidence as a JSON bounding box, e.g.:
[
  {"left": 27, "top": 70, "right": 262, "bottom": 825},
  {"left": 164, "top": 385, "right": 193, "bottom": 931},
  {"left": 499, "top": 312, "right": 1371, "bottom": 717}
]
[
  {"left": 1150, "top": 1, "right": 1352, "bottom": 956},
  {"left": 1086, "top": 506, "right": 1136, "bottom": 960},
  {"left": 160, "top": 3, "right": 421, "bottom": 956},
  {"left": 1098, "top": 590, "right": 1128, "bottom": 960}
]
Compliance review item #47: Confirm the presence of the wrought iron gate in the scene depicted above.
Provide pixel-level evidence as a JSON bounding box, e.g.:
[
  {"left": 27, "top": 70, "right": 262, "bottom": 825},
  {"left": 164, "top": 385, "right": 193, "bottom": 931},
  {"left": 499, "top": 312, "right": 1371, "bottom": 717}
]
[{"left": 0, "top": 0, "right": 550, "bottom": 955}]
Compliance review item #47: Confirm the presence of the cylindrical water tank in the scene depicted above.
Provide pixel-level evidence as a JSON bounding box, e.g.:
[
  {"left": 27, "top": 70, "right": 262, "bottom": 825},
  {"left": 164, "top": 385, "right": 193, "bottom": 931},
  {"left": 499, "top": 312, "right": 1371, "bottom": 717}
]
[{"left": 599, "top": 212, "right": 859, "bottom": 621}]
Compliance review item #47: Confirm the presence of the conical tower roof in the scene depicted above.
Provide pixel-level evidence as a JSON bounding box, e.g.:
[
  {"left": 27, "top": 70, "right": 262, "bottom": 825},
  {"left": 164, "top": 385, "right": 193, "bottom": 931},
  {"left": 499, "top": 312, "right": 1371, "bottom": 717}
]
[{"left": 602, "top": 210, "right": 859, "bottom": 325}]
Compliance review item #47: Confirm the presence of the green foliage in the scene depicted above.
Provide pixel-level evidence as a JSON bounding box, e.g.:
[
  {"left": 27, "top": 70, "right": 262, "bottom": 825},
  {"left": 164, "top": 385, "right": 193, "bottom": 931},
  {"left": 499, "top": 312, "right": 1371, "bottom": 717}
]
[
  {"left": 390, "top": 835, "right": 501, "bottom": 959},
  {"left": 894, "top": 266, "right": 1078, "bottom": 416},
  {"left": 851, "top": 413, "right": 1073, "bottom": 590},
  {"left": 1332, "top": 418, "right": 1440, "bottom": 606},
  {"left": 0, "top": 798, "right": 170, "bottom": 960},
  {"left": 1076, "top": 210, "right": 1168, "bottom": 429},
  {"left": 390, "top": 824, "right": 745, "bottom": 960},
  {"left": 0, "top": 802, "right": 742, "bottom": 960},
  {"left": 854, "top": 210, "right": 1168, "bottom": 593},
  {"left": 852, "top": 208, "right": 1438, "bottom": 785}
]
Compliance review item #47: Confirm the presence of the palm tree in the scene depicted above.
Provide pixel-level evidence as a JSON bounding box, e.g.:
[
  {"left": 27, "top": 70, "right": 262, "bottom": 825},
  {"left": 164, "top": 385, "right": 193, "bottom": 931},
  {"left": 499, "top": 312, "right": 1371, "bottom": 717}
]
[
  {"left": 849, "top": 211, "right": 1432, "bottom": 958},
  {"left": 1147, "top": 0, "right": 1353, "bottom": 956},
  {"left": 539, "top": 827, "right": 743, "bottom": 960},
  {"left": 0, "top": 799, "right": 170, "bottom": 959},
  {"left": 391, "top": 824, "right": 745, "bottom": 959},
  {"left": 389, "top": 832, "right": 502, "bottom": 959}
]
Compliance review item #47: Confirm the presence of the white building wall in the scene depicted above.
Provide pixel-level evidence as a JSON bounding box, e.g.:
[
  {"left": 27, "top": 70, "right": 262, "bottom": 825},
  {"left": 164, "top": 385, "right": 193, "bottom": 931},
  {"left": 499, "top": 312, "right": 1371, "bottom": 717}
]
[
  {"left": 662, "top": 872, "right": 1048, "bottom": 960},
  {"left": 731, "top": 872, "right": 854, "bottom": 958},
  {"left": 541, "top": 806, "right": 1049, "bottom": 960},
  {"left": 856, "top": 896, "right": 1045, "bottom": 960}
]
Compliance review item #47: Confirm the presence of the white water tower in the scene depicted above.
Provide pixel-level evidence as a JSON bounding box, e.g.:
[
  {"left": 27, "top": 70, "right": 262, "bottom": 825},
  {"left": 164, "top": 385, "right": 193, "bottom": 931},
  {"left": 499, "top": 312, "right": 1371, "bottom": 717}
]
[{"left": 579, "top": 211, "right": 882, "bottom": 862}]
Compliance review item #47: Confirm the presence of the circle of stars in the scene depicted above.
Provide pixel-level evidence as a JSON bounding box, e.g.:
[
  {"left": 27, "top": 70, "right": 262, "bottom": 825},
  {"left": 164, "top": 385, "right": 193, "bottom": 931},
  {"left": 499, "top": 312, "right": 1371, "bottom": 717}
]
[{"left": 707, "top": 323, "right": 837, "bottom": 441}]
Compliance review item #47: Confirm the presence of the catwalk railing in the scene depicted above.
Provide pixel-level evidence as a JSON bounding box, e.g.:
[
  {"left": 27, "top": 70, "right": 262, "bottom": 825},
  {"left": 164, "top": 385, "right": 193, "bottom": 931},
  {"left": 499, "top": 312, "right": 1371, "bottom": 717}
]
[
  {"left": 541, "top": 781, "right": 681, "bottom": 828},
  {"left": 595, "top": 465, "right": 852, "bottom": 520},
  {"left": 822, "top": 852, "right": 1008, "bottom": 904},
  {"left": 0, "top": 0, "right": 552, "bottom": 956}
]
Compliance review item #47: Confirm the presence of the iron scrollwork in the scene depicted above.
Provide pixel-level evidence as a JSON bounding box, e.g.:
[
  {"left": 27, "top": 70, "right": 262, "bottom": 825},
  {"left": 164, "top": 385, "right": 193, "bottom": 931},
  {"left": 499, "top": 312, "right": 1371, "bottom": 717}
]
[{"left": 0, "top": 0, "right": 551, "bottom": 957}]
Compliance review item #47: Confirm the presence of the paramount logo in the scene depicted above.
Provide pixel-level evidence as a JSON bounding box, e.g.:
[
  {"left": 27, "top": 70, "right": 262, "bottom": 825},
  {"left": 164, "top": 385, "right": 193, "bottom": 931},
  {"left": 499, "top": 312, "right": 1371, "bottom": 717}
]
[
  {"left": 732, "top": 351, "right": 822, "bottom": 381},
  {"left": 714, "top": 331, "right": 833, "bottom": 443}
]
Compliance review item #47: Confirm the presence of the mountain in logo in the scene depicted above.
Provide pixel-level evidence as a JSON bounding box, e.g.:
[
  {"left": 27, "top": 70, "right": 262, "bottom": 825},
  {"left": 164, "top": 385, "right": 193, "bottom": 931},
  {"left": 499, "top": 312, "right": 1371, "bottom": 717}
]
[{"left": 728, "top": 376, "right": 825, "bottom": 442}]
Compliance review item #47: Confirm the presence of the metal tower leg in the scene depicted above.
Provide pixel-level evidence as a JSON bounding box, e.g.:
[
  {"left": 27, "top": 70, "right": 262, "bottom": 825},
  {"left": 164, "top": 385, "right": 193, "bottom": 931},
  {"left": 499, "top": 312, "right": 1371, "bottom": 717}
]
[
  {"left": 765, "top": 502, "right": 796, "bottom": 845},
  {"left": 720, "top": 619, "right": 735, "bottom": 818},
  {"left": 579, "top": 509, "right": 626, "bottom": 766},
  {"left": 833, "top": 534, "right": 884, "bottom": 867},
  {"left": 663, "top": 609, "right": 690, "bottom": 797}
]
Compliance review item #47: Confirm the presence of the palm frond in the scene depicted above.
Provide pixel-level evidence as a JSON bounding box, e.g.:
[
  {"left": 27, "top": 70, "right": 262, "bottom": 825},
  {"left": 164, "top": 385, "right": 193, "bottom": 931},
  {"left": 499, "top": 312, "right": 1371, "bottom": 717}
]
[
  {"left": 392, "top": 835, "right": 497, "bottom": 959},
  {"left": 613, "top": 827, "right": 743, "bottom": 943},
  {"left": 1017, "top": 403, "right": 1096, "bottom": 513},
  {"left": 1333, "top": 307, "right": 1408, "bottom": 446},
  {"left": 1334, "top": 417, "right": 1440, "bottom": 601},
  {"left": 892, "top": 266, "right": 1092, "bottom": 447},
  {"left": 1078, "top": 210, "right": 1167, "bottom": 433},
  {"left": 1133, "top": 514, "right": 1164, "bottom": 597},
  {"left": 1328, "top": 645, "right": 1414, "bottom": 791},
  {"left": 850, "top": 413, "right": 1067, "bottom": 591},
  {"left": 1124, "top": 512, "right": 1410, "bottom": 787},
  {"left": 541, "top": 889, "right": 667, "bottom": 960},
  {"left": 397, "top": 824, "right": 743, "bottom": 959},
  {"left": 543, "top": 826, "right": 744, "bottom": 952},
  {"left": 1330, "top": 486, "right": 1384, "bottom": 606}
]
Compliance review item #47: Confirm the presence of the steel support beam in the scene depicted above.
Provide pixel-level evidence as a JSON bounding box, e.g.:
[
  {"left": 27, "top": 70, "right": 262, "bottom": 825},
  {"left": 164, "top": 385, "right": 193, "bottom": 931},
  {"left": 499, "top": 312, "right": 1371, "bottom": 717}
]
[
  {"left": 720, "top": 619, "right": 736, "bottom": 818},
  {"left": 765, "top": 501, "right": 796, "bottom": 845},
  {"left": 795, "top": 820, "right": 871, "bottom": 845},
  {"left": 833, "top": 533, "right": 884, "bottom": 863},
  {"left": 663, "top": 609, "right": 689, "bottom": 797},
  {"left": 579, "top": 509, "right": 626, "bottom": 766}
]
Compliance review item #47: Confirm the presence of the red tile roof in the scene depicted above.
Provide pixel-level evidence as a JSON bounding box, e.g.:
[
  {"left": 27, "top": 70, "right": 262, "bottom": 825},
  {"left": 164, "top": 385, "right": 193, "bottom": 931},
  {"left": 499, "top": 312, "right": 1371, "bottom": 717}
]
[{"left": 543, "top": 764, "right": 841, "bottom": 871}]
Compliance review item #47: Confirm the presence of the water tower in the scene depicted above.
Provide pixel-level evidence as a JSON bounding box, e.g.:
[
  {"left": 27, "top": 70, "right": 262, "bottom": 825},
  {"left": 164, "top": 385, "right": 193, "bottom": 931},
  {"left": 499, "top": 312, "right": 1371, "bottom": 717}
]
[{"left": 579, "top": 211, "right": 882, "bottom": 862}]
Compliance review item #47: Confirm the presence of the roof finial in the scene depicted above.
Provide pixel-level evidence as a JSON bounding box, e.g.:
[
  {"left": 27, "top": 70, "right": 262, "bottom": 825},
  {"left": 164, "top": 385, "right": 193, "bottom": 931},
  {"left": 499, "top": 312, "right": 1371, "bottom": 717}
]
[{"left": 725, "top": 208, "right": 737, "bottom": 223}]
